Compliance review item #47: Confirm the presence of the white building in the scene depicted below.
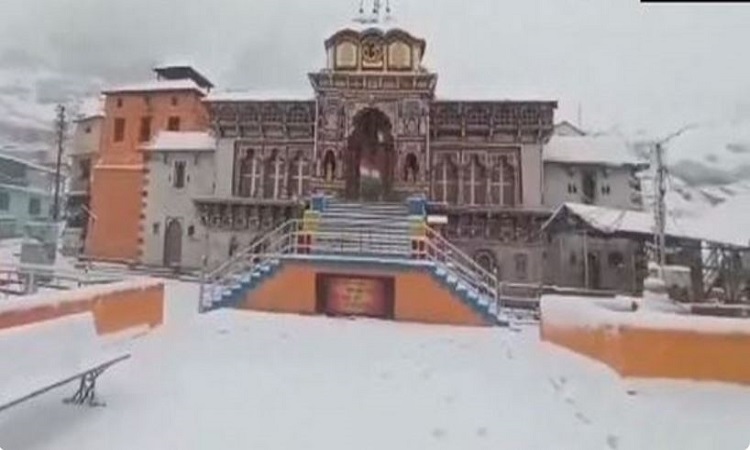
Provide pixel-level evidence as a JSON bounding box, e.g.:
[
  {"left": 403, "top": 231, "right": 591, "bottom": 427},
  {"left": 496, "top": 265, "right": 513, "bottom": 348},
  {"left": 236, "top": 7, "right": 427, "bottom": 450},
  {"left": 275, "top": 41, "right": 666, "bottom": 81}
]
[
  {"left": 543, "top": 134, "right": 647, "bottom": 210},
  {"left": 64, "top": 97, "right": 105, "bottom": 254},
  {"left": 141, "top": 131, "right": 216, "bottom": 269},
  {"left": 542, "top": 130, "right": 650, "bottom": 293}
]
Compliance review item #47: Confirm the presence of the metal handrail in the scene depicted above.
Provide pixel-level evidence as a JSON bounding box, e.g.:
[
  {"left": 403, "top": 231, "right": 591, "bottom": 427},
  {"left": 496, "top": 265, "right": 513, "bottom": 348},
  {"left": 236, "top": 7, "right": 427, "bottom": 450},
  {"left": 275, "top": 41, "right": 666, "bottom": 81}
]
[
  {"left": 200, "top": 217, "right": 508, "bottom": 314},
  {"left": 421, "top": 225, "right": 500, "bottom": 304},
  {"left": 205, "top": 219, "right": 301, "bottom": 281},
  {"left": 419, "top": 238, "right": 498, "bottom": 306}
]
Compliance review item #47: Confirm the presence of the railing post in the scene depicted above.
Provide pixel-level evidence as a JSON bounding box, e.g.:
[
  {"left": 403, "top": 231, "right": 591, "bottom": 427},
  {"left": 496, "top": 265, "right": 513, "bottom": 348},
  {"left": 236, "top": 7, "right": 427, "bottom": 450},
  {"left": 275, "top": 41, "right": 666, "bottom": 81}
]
[{"left": 198, "top": 255, "right": 208, "bottom": 314}]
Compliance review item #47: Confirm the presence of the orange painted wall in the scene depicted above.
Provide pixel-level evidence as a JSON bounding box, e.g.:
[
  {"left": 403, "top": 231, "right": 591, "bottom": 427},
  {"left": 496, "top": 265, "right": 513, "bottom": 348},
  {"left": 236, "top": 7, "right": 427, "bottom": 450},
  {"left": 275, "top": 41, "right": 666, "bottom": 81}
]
[
  {"left": 393, "top": 271, "right": 488, "bottom": 326},
  {"left": 241, "top": 261, "right": 491, "bottom": 327},
  {"left": 617, "top": 327, "right": 750, "bottom": 384},
  {"left": 87, "top": 167, "right": 145, "bottom": 261},
  {"left": 244, "top": 264, "right": 318, "bottom": 315},
  {"left": 0, "top": 281, "right": 164, "bottom": 336},
  {"left": 86, "top": 87, "right": 208, "bottom": 261},
  {"left": 541, "top": 308, "right": 750, "bottom": 385}
]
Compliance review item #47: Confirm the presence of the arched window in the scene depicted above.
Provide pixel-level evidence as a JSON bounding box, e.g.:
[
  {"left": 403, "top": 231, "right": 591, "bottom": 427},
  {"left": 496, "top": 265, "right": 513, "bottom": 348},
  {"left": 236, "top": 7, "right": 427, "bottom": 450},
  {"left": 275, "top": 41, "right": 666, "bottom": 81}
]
[
  {"left": 403, "top": 153, "right": 419, "bottom": 183},
  {"left": 237, "top": 149, "right": 257, "bottom": 197},
  {"left": 463, "top": 155, "right": 488, "bottom": 205},
  {"left": 288, "top": 154, "right": 307, "bottom": 198},
  {"left": 490, "top": 155, "right": 517, "bottom": 206},
  {"left": 323, "top": 151, "right": 337, "bottom": 181},
  {"left": 262, "top": 151, "right": 284, "bottom": 199},
  {"left": 434, "top": 156, "right": 458, "bottom": 204},
  {"left": 474, "top": 250, "right": 497, "bottom": 274}
]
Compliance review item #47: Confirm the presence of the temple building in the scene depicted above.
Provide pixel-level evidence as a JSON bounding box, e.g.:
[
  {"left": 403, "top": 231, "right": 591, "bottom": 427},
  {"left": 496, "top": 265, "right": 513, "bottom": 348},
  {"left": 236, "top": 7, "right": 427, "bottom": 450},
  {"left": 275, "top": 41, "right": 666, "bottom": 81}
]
[
  {"left": 191, "top": 23, "right": 556, "bottom": 277},
  {"left": 88, "top": 9, "right": 557, "bottom": 285}
]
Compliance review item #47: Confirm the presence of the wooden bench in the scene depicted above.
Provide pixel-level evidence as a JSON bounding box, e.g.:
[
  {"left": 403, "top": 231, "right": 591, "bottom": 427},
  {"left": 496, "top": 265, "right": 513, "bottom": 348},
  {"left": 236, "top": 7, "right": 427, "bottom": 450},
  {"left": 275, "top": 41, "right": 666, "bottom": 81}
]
[{"left": 0, "top": 314, "right": 131, "bottom": 413}]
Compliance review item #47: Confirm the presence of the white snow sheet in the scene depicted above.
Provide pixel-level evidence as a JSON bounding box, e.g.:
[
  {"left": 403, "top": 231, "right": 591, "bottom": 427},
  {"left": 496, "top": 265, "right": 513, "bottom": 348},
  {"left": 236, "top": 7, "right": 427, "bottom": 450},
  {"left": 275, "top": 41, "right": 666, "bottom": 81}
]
[
  {"left": 544, "top": 135, "right": 644, "bottom": 167},
  {"left": 0, "top": 278, "right": 162, "bottom": 314},
  {"left": 0, "top": 314, "right": 128, "bottom": 408},
  {"left": 143, "top": 131, "right": 215, "bottom": 152},
  {"left": 548, "top": 202, "right": 749, "bottom": 248},
  {"left": 205, "top": 89, "right": 314, "bottom": 102},
  {"left": 541, "top": 294, "right": 750, "bottom": 335},
  {"left": 1, "top": 280, "right": 750, "bottom": 450},
  {"left": 103, "top": 79, "right": 206, "bottom": 95}
]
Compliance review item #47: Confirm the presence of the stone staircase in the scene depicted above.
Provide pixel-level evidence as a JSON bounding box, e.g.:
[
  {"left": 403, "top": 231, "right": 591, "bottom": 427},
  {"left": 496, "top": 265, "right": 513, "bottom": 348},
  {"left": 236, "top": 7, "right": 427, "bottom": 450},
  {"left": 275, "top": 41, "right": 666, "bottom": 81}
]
[
  {"left": 200, "top": 198, "right": 510, "bottom": 326},
  {"left": 312, "top": 200, "right": 413, "bottom": 258}
]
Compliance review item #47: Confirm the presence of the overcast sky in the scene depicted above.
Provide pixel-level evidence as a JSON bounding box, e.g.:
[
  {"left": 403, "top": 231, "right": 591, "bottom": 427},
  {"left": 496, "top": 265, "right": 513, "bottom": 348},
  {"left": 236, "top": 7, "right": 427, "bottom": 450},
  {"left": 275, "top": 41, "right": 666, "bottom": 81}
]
[{"left": 1, "top": 0, "right": 750, "bottom": 140}]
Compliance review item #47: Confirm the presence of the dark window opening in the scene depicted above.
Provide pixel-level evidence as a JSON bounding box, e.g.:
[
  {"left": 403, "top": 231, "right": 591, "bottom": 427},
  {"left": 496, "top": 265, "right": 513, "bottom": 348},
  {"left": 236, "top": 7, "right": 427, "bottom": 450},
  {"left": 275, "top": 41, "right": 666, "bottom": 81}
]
[
  {"left": 581, "top": 172, "right": 596, "bottom": 204},
  {"left": 153, "top": 222, "right": 160, "bottom": 235},
  {"left": 28, "top": 197, "right": 41, "bottom": 216},
  {"left": 0, "top": 191, "right": 9, "bottom": 211},
  {"left": 84, "top": 126, "right": 92, "bottom": 134},
  {"left": 139, "top": 116, "right": 152, "bottom": 142},
  {"left": 113, "top": 118, "right": 126, "bottom": 142},
  {"left": 79, "top": 159, "right": 91, "bottom": 181},
  {"left": 323, "top": 151, "right": 336, "bottom": 181},
  {"left": 173, "top": 161, "right": 186, "bottom": 189},
  {"left": 514, "top": 253, "right": 529, "bottom": 281},
  {"left": 116, "top": 98, "right": 123, "bottom": 108},
  {"left": 171, "top": 97, "right": 179, "bottom": 106},
  {"left": 187, "top": 225, "right": 195, "bottom": 237},
  {"left": 167, "top": 116, "right": 181, "bottom": 131},
  {"left": 403, "top": 153, "right": 419, "bottom": 182},
  {"left": 608, "top": 251, "right": 624, "bottom": 268}
]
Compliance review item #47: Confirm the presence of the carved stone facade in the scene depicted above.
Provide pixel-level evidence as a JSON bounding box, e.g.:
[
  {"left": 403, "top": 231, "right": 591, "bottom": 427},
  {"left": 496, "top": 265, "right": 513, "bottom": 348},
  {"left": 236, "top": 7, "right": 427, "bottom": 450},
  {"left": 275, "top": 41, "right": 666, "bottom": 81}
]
[{"left": 196, "top": 24, "right": 556, "bottom": 280}]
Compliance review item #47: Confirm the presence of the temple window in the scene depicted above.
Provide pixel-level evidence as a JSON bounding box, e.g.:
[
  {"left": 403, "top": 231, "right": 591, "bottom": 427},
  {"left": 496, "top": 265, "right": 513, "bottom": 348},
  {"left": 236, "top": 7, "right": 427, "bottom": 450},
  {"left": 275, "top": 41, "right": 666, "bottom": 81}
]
[
  {"left": 403, "top": 153, "right": 419, "bottom": 182},
  {"left": 323, "top": 151, "right": 337, "bottom": 181}
]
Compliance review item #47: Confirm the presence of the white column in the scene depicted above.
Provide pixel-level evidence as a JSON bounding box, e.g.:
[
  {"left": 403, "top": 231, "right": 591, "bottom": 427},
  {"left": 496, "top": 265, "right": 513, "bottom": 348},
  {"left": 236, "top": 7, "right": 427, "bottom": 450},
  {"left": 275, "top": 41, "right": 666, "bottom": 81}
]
[
  {"left": 470, "top": 159, "right": 476, "bottom": 205},
  {"left": 273, "top": 156, "right": 281, "bottom": 199},
  {"left": 441, "top": 160, "right": 448, "bottom": 203},
  {"left": 499, "top": 160, "right": 505, "bottom": 206},
  {"left": 297, "top": 160, "right": 304, "bottom": 196},
  {"left": 250, "top": 157, "right": 257, "bottom": 197}
]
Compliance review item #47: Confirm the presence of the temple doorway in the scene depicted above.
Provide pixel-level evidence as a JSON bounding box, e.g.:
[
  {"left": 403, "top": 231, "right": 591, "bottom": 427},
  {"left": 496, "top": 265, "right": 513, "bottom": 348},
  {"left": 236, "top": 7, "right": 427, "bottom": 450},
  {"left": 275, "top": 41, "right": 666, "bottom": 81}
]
[{"left": 345, "top": 108, "right": 395, "bottom": 201}]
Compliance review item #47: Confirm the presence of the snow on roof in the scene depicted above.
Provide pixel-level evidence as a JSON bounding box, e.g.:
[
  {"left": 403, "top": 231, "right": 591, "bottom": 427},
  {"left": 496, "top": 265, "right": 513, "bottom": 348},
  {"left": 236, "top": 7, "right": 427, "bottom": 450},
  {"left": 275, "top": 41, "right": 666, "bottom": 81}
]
[
  {"left": 434, "top": 92, "right": 557, "bottom": 103},
  {"left": 103, "top": 79, "right": 206, "bottom": 95},
  {"left": 205, "top": 89, "right": 314, "bottom": 102},
  {"left": 544, "top": 202, "right": 748, "bottom": 248},
  {"left": 75, "top": 96, "right": 105, "bottom": 121},
  {"left": 554, "top": 121, "right": 586, "bottom": 137},
  {"left": 0, "top": 278, "right": 162, "bottom": 315},
  {"left": 544, "top": 135, "right": 646, "bottom": 167},
  {"left": 0, "top": 151, "right": 56, "bottom": 174},
  {"left": 689, "top": 192, "right": 750, "bottom": 249},
  {"left": 143, "top": 131, "right": 215, "bottom": 152},
  {"left": 541, "top": 295, "right": 750, "bottom": 335}
]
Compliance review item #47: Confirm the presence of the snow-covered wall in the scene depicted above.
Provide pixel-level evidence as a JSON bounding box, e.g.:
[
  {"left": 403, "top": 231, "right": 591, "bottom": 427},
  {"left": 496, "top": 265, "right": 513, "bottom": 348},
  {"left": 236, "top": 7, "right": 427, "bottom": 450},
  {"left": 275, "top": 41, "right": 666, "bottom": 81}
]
[
  {"left": 0, "top": 278, "right": 164, "bottom": 335},
  {"left": 543, "top": 162, "right": 641, "bottom": 210},
  {"left": 142, "top": 149, "right": 215, "bottom": 269},
  {"left": 540, "top": 295, "right": 750, "bottom": 385}
]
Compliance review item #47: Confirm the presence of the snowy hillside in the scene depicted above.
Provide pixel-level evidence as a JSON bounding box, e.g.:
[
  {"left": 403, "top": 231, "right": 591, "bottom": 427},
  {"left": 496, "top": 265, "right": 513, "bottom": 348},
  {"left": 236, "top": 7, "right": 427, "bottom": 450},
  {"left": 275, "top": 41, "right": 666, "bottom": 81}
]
[{"left": 0, "top": 66, "right": 101, "bottom": 162}]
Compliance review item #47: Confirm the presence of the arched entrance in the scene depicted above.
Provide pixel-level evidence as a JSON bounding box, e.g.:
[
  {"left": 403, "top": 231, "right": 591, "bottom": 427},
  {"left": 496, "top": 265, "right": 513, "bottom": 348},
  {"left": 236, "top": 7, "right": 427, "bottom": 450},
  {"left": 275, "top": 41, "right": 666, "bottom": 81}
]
[
  {"left": 345, "top": 108, "right": 395, "bottom": 201},
  {"left": 163, "top": 218, "right": 183, "bottom": 268}
]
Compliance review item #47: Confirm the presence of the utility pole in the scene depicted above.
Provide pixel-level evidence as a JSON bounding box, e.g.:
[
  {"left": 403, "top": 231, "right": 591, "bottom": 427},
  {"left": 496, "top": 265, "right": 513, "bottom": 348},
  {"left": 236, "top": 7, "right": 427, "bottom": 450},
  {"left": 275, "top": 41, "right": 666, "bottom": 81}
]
[
  {"left": 650, "top": 124, "right": 695, "bottom": 272},
  {"left": 653, "top": 141, "right": 666, "bottom": 268},
  {"left": 53, "top": 104, "right": 66, "bottom": 222}
]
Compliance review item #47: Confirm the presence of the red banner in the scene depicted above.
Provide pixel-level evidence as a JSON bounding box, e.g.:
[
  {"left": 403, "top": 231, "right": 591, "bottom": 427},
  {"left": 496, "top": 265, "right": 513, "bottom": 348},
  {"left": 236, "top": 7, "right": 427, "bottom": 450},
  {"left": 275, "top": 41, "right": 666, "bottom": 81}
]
[{"left": 321, "top": 275, "right": 392, "bottom": 318}]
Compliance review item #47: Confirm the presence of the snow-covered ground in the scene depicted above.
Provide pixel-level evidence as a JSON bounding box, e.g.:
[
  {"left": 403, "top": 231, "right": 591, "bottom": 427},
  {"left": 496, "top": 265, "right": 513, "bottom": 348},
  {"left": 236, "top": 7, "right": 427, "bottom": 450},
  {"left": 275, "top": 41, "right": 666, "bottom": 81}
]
[{"left": 1, "top": 280, "right": 750, "bottom": 449}]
